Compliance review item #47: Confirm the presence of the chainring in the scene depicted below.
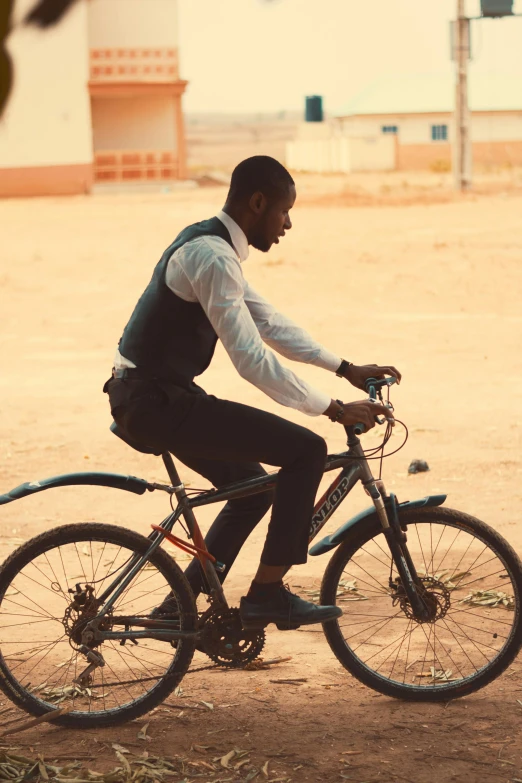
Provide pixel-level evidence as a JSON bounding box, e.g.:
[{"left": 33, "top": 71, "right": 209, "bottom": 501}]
[{"left": 200, "top": 607, "right": 265, "bottom": 668}]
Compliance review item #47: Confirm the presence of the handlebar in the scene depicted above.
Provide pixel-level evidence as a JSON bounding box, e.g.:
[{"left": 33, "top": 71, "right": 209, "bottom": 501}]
[
  {"left": 365, "top": 375, "right": 397, "bottom": 400},
  {"left": 352, "top": 376, "right": 397, "bottom": 436}
]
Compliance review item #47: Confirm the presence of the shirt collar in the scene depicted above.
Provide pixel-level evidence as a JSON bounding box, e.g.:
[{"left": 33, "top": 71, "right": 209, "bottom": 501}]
[{"left": 216, "top": 210, "right": 249, "bottom": 263}]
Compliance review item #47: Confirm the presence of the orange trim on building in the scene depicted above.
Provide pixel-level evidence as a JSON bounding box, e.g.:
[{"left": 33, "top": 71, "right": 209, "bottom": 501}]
[
  {"left": 94, "top": 150, "right": 178, "bottom": 181},
  {"left": 89, "top": 80, "right": 188, "bottom": 98},
  {"left": 0, "top": 163, "right": 93, "bottom": 197},
  {"left": 90, "top": 48, "right": 179, "bottom": 82},
  {"left": 174, "top": 94, "right": 187, "bottom": 179},
  {"left": 397, "top": 140, "right": 522, "bottom": 170}
]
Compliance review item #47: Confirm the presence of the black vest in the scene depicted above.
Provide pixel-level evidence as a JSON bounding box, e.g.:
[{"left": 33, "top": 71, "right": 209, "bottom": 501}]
[{"left": 118, "top": 217, "right": 235, "bottom": 385}]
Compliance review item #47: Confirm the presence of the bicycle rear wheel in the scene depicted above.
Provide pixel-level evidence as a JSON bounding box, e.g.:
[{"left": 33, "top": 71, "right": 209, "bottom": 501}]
[
  {"left": 0, "top": 523, "right": 197, "bottom": 727},
  {"left": 320, "top": 506, "right": 522, "bottom": 700}
]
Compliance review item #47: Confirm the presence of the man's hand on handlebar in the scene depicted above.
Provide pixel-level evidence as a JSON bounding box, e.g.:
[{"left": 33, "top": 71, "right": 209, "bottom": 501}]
[
  {"left": 342, "top": 363, "right": 401, "bottom": 392},
  {"left": 337, "top": 401, "right": 393, "bottom": 431}
]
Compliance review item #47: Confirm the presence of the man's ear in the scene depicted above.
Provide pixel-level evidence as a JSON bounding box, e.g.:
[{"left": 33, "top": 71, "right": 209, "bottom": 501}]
[{"left": 249, "top": 191, "right": 267, "bottom": 215}]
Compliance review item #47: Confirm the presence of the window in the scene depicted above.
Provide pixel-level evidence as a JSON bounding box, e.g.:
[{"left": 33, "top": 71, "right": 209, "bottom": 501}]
[
  {"left": 381, "top": 125, "right": 398, "bottom": 134},
  {"left": 431, "top": 124, "right": 448, "bottom": 141}
]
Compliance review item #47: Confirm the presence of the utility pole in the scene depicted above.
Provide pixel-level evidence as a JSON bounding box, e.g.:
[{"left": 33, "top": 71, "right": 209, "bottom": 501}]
[{"left": 454, "top": 0, "right": 471, "bottom": 191}]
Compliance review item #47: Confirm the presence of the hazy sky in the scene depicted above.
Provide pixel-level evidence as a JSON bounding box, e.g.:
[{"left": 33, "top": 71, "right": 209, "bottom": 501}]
[{"left": 177, "top": 0, "right": 522, "bottom": 114}]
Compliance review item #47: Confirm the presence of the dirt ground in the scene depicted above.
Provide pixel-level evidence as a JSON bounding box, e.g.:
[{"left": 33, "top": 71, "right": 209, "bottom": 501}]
[{"left": 1, "top": 168, "right": 522, "bottom": 782}]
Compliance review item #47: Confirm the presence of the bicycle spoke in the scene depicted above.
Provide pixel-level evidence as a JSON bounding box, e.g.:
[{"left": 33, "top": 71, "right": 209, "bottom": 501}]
[
  {"left": 388, "top": 619, "right": 413, "bottom": 681},
  {"left": 427, "top": 523, "right": 442, "bottom": 574},
  {"left": 340, "top": 569, "right": 390, "bottom": 597},
  {"left": 447, "top": 605, "right": 514, "bottom": 626},
  {"left": 434, "top": 528, "right": 467, "bottom": 578},
  {"left": 357, "top": 545, "right": 391, "bottom": 571},
  {"left": 414, "top": 524, "right": 429, "bottom": 575}
]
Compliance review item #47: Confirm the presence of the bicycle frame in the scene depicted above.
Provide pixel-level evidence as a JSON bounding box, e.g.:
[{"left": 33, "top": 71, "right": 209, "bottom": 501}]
[{"left": 84, "top": 424, "right": 432, "bottom": 649}]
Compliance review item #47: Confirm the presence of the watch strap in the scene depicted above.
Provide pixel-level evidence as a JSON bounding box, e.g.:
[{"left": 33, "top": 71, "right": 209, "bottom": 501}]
[{"left": 335, "top": 359, "right": 353, "bottom": 378}]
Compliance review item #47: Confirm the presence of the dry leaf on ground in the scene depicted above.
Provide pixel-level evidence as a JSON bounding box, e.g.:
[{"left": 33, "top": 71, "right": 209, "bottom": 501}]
[{"left": 460, "top": 589, "right": 514, "bottom": 609}]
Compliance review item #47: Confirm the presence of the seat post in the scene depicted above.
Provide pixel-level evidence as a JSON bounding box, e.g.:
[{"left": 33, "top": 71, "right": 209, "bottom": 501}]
[{"left": 162, "top": 452, "right": 182, "bottom": 488}]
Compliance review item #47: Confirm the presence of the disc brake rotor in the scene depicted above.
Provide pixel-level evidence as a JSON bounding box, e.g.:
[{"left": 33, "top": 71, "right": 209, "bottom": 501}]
[{"left": 392, "top": 576, "right": 451, "bottom": 623}]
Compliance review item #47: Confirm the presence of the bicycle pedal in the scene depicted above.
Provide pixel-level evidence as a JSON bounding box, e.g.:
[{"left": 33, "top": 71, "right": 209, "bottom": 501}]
[
  {"left": 275, "top": 623, "right": 301, "bottom": 631},
  {"left": 240, "top": 620, "right": 268, "bottom": 631}
]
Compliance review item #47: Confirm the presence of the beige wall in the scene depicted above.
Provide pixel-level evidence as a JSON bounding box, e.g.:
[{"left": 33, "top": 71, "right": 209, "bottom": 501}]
[
  {"left": 340, "top": 114, "right": 450, "bottom": 145},
  {"left": 88, "top": 0, "right": 179, "bottom": 48},
  {"left": 286, "top": 136, "right": 395, "bottom": 173},
  {"left": 0, "top": 0, "right": 92, "bottom": 170},
  {"left": 473, "top": 113, "right": 522, "bottom": 142},
  {"left": 339, "top": 111, "right": 522, "bottom": 145},
  {"left": 91, "top": 95, "right": 176, "bottom": 151}
]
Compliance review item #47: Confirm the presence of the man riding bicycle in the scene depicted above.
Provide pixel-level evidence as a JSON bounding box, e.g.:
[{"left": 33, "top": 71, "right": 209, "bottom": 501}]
[{"left": 103, "top": 155, "right": 400, "bottom": 631}]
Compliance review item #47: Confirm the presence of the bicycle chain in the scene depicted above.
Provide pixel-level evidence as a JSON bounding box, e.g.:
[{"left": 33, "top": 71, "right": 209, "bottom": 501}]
[{"left": 70, "top": 611, "right": 265, "bottom": 674}]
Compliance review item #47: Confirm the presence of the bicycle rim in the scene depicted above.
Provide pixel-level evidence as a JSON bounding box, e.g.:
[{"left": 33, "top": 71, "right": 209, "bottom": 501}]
[
  {"left": 321, "top": 507, "right": 522, "bottom": 699},
  {"left": 0, "top": 524, "right": 196, "bottom": 723}
]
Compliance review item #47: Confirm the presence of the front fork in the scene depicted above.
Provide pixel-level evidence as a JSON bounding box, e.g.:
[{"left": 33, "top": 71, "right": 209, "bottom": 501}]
[{"left": 352, "top": 437, "right": 431, "bottom": 622}]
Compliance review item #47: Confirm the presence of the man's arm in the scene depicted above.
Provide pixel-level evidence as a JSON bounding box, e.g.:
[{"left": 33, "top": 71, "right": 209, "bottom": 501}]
[
  {"left": 243, "top": 281, "right": 342, "bottom": 373},
  {"left": 244, "top": 282, "right": 401, "bottom": 389},
  {"left": 189, "top": 249, "right": 332, "bottom": 416}
]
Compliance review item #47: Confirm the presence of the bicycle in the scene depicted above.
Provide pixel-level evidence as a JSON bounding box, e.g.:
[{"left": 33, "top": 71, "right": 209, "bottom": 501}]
[{"left": 1, "top": 378, "right": 521, "bottom": 729}]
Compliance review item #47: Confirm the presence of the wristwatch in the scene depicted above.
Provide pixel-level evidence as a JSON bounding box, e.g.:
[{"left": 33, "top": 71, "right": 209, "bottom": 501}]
[
  {"left": 329, "top": 399, "right": 345, "bottom": 423},
  {"left": 335, "top": 359, "right": 353, "bottom": 378}
]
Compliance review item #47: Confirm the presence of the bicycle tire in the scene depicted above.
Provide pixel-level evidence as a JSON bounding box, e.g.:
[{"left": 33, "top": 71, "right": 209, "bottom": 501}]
[
  {"left": 0, "top": 523, "right": 197, "bottom": 727},
  {"left": 320, "top": 506, "right": 522, "bottom": 701}
]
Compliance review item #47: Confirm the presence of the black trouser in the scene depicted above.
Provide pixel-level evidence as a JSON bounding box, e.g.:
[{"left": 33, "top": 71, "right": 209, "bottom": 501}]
[{"left": 104, "top": 376, "right": 327, "bottom": 596}]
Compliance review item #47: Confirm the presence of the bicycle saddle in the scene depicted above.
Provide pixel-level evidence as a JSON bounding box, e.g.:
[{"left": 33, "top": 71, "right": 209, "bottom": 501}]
[{"left": 109, "top": 421, "right": 162, "bottom": 456}]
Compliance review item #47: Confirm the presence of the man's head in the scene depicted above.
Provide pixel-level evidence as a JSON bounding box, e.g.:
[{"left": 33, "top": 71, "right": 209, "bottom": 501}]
[{"left": 224, "top": 156, "right": 296, "bottom": 253}]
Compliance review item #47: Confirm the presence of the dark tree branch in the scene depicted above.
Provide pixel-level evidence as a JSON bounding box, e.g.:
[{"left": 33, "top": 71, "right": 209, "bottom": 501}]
[
  {"left": 0, "top": 0, "right": 15, "bottom": 118},
  {"left": 25, "top": 0, "right": 80, "bottom": 29}
]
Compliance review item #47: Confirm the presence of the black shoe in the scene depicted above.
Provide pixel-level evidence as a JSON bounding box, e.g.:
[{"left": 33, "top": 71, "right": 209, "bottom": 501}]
[
  {"left": 150, "top": 593, "right": 206, "bottom": 653},
  {"left": 149, "top": 592, "right": 178, "bottom": 619},
  {"left": 239, "top": 584, "right": 343, "bottom": 631}
]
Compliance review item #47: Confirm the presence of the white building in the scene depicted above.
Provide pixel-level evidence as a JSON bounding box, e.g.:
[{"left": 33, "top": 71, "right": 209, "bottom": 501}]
[
  {"left": 287, "top": 73, "right": 522, "bottom": 173},
  {"left": 0, "top": 0, "right": 188, "bottom": 197}
]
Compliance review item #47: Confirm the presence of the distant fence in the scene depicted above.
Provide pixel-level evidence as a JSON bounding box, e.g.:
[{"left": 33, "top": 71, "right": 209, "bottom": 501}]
[{"left": 94, "top": 150, "right": 178, "bottom": 181}]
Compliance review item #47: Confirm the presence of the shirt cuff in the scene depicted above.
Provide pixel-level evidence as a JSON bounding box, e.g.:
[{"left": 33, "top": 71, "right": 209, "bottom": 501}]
[
  {"left": 311, "top": 347, "right": 343, "bottom": 373},
  {"left": 296, "top": 386, "right": 332, "bottom": 417}
]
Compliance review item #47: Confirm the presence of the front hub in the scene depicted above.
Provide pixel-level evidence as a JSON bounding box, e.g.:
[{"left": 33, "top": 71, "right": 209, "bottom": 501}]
[{"left": 391, "top": 576, "right": 451, "bottom": 623}]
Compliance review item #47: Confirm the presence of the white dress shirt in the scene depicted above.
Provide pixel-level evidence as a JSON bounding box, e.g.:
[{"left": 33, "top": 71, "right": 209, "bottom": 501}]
[{"left": 114, "top": 210, "right": 342, "bottom": 416}]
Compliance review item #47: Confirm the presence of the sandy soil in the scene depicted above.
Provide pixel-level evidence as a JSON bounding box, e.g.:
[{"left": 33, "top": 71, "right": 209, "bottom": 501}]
[{"left": 1, "top": 171, "right": 522, "bottom": 782}]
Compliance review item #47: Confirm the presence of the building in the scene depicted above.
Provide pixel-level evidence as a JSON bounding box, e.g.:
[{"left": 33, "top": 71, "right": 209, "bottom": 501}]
[
  {"left": 337, "top": 73, "right": 522, "bottom": 171},
  {"left": 286, "top": 73, "right": 522, "bottom": 173},
  {"left": 0, "top": 0, "right": 188, "bottom": 197}
]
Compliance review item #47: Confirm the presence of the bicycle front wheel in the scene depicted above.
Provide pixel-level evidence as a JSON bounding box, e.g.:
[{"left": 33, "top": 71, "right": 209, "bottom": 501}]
[
  {"left": 0, "top": 523, "right": 197, "bottom": 727},
  {"left": 320, "top": 506, "right": 522, "bottom": 701}
]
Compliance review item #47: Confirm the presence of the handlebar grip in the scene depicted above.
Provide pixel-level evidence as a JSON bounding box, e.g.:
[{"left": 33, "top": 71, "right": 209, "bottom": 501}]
[
  {"left": 364, "top": 377, "right": 379, "bottom": 394},
  {"left": 353, "top": 422, "right": 367, "bottom": 436}
]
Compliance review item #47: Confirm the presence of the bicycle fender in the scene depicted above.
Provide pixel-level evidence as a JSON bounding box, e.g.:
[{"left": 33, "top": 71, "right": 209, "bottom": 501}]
[
  {"left": 0, "top": 472, "right": 150, "bottom": 506},
  {"left": 308, "top": 494, "right": 447, "bottom": 556}
]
